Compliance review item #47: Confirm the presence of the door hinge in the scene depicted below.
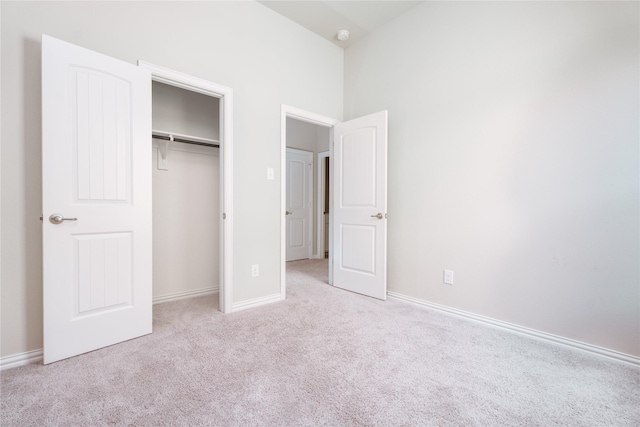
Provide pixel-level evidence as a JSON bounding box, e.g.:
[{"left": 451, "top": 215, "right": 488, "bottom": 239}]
[
  {"left": 40, "top": 214, "right": 43, "bottom": 222},
  {"left": 223, "top": 213, "right": 226, "bottom": 220}
]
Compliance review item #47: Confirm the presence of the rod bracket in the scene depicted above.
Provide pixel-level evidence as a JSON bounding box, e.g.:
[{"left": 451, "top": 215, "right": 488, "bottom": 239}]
[{"left": 157, "top": 137, "right": 170, "bottom": 171}]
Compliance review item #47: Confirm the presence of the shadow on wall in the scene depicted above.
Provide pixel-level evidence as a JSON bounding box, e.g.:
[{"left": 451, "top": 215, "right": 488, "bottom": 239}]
[{"left": 23, "top": 37, "right": 45, "bottom": 350}]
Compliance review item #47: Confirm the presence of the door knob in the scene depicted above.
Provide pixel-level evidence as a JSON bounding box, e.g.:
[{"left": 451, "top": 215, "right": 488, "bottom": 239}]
[
  {"left": 370, "top": 213, "right": 384, "bottom": 219},
  {"left": 286, "top": 211, "right": 293, "bottom": 215},
  {"left": 49, "top": 214, "right": 78, "bottom": 224}
]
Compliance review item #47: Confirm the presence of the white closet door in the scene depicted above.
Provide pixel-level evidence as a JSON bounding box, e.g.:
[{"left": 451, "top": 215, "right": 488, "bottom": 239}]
[{"left": 42, "top": 35, "right": 152, "bottom": 364}]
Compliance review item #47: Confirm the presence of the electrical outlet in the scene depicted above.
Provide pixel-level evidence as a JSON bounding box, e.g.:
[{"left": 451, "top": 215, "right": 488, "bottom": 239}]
[
  {"left": 251, "top": 264, "right": 260, "bottom": 278},
  {"left": 443, "top": 270, "right": 454, "bottom": 285}
]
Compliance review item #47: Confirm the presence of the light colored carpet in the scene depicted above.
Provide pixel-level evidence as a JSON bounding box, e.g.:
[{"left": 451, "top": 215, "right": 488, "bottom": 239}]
[{"left": 2, "top": 258, "right": 639, "bottom": 426}]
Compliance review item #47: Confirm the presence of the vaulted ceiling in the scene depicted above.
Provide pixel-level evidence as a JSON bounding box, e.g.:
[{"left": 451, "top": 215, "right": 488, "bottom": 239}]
[{"left": 258, "top": 1, "right": 424, "bottom": 48}]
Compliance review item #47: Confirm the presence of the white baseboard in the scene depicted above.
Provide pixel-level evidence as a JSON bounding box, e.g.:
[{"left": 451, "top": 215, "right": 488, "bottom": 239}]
[
  {"left": 8, "top": 291, "right": 634, "bottom": 370},
  {"left": 387, "top": 291, "right": 640, "bottom": 368},
  {"left": 232, "top": 293, "right": 283, "bottom": 312},
  {"left": 153, "top": 286, "right": 219, "bottom": 305},
  {"left": 0, "top": 349, "right": 43, "bottom": 371}
]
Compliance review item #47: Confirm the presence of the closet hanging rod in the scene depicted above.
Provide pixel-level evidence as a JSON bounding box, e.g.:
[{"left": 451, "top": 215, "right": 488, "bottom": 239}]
[{"left": 152, "top": 130, "right": 219, "bottom": 148}]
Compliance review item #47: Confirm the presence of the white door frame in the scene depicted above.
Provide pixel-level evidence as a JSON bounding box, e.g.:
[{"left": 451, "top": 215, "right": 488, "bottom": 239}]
[
  {"left": 316, "top": 151, "right": 330, "bottom": 260},
  {"left": 280, "top": 105, "right": 339, "bottom": 300},
  {"left": 140, "top": 61, "right": 234, "bottom": 314},
  {"left": 285, "top": 147, "right": 314, "bottom": 261}
]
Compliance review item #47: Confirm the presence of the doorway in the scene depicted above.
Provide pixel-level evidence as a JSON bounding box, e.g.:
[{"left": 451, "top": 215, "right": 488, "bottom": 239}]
[
  {"left": 150, "top": 82, "right": 220, "bottom": 307},
  {"left": 280, "top": 105, "right": 339, "bottom": 299},
  {"left": 140, "top": 61, "right": 234, "bottom": 313},
  {"left": 281, "top": 107, "right": 389, "bottom": 303}
]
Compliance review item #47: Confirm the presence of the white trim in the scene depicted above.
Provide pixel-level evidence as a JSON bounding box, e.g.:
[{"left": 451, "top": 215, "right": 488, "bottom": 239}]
[
  {"left": 387, "top": 291, "right": 640, "bottom": 368},
  {"left": 7, "top": 293, "right": 635, "bottom": 370},
  {"left": 284, "top": 105, "right": 341, "bottom": 128},
  {"left": 232, "top": 293, "right": 282, "bottom": 312},
  {"left": 316, "top": 151, "right": 330, "bottom": 260},
  {"left": 153, "top": 286, "right": 219, "bottom": 305},
  {"left": 281, "top": 105, "right": 339, "bottom": 301},
  {"left": 139, "top": 61, "right": 233, "bottom": 314},
  {"left": 1, "top": 349, "right": 43, "bottom": 371},
  {"left": 328, "top": 131, "right": 334, "bottom": 285},
  {"left": 138, "top": 61, "right": 227, "bottom": 98}
]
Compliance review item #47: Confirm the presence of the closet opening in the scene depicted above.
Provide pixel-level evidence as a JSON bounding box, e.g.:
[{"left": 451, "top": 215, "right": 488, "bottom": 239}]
[
  {"left": 140, "top": 61, "right": 234, "bottom": 314},
  {"left": 151, "top": 82, "right": 221, "bottom": 308}
]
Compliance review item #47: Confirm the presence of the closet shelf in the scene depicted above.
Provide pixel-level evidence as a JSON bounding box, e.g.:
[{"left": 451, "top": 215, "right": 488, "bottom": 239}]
[{"left": 152, "top": 129, "right": 219, "bottom": 148}]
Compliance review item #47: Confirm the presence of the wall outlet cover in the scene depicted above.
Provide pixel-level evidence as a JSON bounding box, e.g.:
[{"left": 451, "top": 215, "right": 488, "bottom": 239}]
[{"left": 444, "top": 270, "right": 454, "bottom": 285}]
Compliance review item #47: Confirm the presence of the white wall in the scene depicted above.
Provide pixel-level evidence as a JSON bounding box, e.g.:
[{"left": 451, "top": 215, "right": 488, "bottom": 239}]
[
  {"left": 344, "top": 1, "right": 640, "bottom": 356},
  {"left": 152, "top": 143, "right": 220, "bottom": 299},
  {"left": 152, "top": 81, "right": 220, "bottom": 141},
  {"left": 286, "top": 117, "right": 320, "bottom": 152},
  {"left": 317, "top": 126, "right": 330, "bottom": 153},
  {"left": 0, "top": 1, "right": 343, "bottom": 358}
]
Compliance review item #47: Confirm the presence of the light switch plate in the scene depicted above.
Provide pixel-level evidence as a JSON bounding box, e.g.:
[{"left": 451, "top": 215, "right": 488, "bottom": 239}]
[{"left": 267, "top": 168, "right": 274, "bottom": 180}]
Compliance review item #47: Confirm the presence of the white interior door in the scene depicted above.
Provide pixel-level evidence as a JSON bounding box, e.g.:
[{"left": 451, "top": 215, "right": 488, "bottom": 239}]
[
  {"left": 332, "top": 111, "right": 388, "bottom": 300},
  {"left": 286, "top": 148, "right": 313, "bottom": 261},
  {"left": 42, "top": 35, "right": 152, "bottom": 364}
]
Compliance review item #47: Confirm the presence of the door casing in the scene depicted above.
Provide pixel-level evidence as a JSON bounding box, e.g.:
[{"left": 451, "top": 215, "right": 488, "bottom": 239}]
[{"left": 139, "top": 61, "right": 234, "bottom": 313}]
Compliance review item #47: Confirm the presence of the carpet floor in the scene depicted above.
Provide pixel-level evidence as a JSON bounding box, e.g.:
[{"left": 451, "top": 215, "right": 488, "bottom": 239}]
[{"left": 2, "top": 259, "right": 639, "bottom": 426}]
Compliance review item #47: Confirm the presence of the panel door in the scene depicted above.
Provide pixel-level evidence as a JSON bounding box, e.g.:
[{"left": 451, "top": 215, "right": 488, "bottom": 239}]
[
  {"left": 286, "top": 148, "right": 313, "bottom": 261},
  {"left": 332, "top": 111, "right": 388, "bottom": 299},
  {"left": 42, "top": 35, "right": 152, "bottom": 364}
]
